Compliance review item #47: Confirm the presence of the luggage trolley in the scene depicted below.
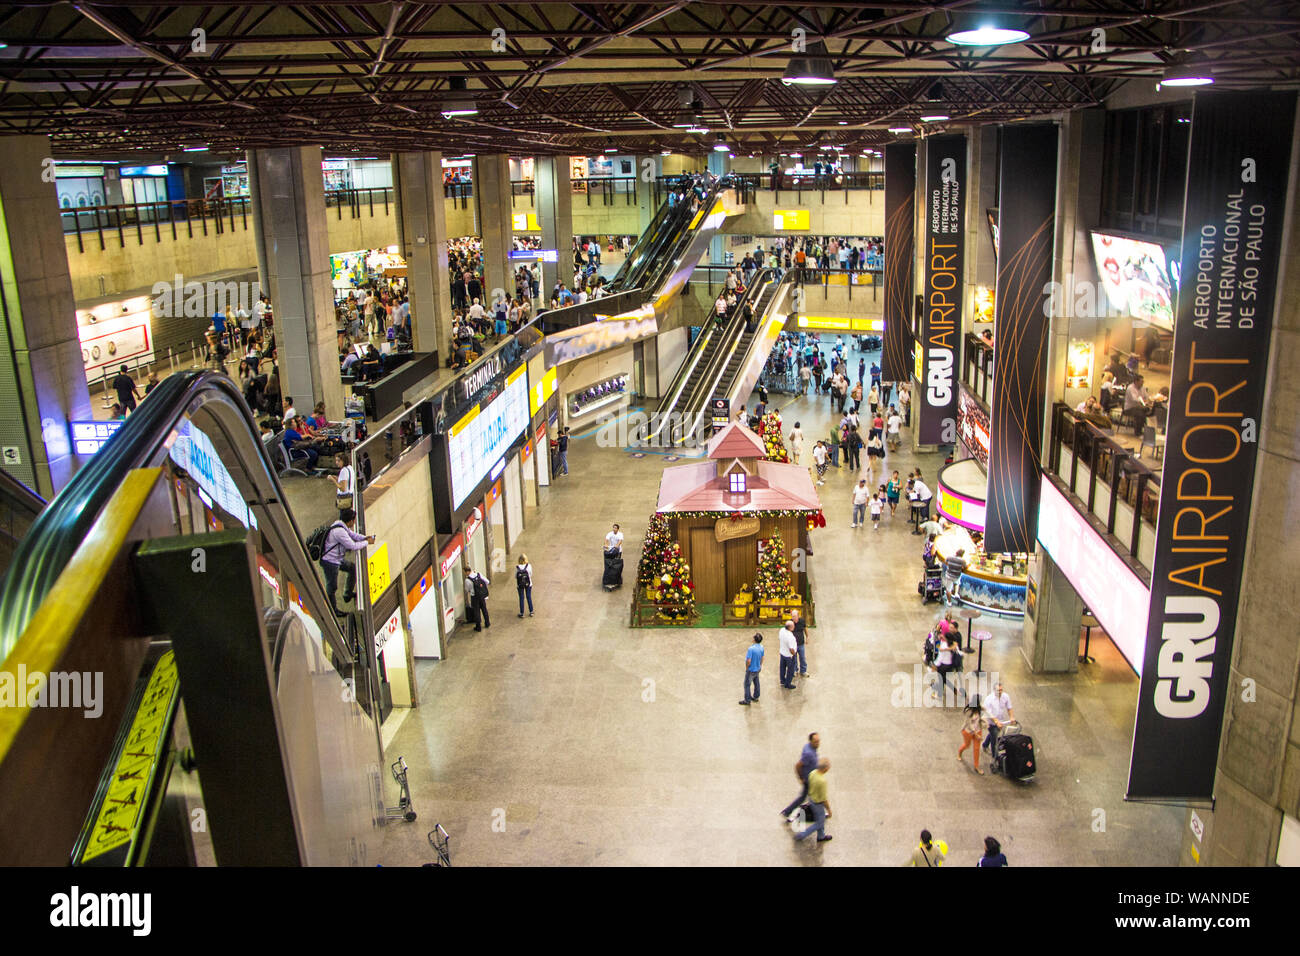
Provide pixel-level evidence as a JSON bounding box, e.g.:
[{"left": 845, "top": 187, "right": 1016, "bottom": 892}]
[
  {"left": 424, "top": 825, "right": 452, "bottom": 867},
  {"left": 384, "top": 756, "right": 418, "bottom": 823}
]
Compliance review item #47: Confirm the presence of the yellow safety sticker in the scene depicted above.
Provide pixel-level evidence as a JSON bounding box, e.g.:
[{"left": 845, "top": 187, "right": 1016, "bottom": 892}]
[{"left": 80, "top": 652, "right": 179, "bottom": 863}]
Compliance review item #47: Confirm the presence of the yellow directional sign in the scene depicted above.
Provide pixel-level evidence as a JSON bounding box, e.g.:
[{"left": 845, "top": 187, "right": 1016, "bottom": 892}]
[
  {"left": 80, "top": 652, "right": 179, "bottom": 863},
  {"left": 368, "top": 542, "right": 391, "bottom": 604}
]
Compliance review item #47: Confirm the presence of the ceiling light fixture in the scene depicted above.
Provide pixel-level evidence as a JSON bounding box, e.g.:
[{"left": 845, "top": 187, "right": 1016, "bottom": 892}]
[
  {"left": 920, "top": 114, "right": 950, "bottom": 122},
  {"left": 713, "top": 133, "right": 729, "bottom": 152},
  {"left": 888, "top": 126, "right": 912, "bottom": 133},
  {"left": 782, "top": 41, "right": 838, "bottom": 86},
  {"left": 1159, "top": 62, "right": 1214, "bottom": 88},
  {"left": 946, "top": 25, "right": 1030, "bottom": 47},
  {"left": 440, "top": 77, "right": 478, "bottom": 118}
]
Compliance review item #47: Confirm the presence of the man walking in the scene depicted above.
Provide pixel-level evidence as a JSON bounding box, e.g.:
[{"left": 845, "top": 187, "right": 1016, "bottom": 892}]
[
  {"left": 779, "top": 620, "right": 798, "bottom": 689},
  {"left": 780, "top": 732, "right": 821, "bottom": 818},
  {"left": 793, "top": 757, "right": 833, "bottom": 843},
  {"left": 982, "top": 681, "right": 1015, "bottom": 757},
  {"left": 740, "top": 633, "right": 764, "bottom": 705},
  {"left": 851, "top": 478, "right": 870, "bottom": 529},
  {"left": 111, "top": 364, "right": 141, "bottom": 415},
  {"left": 605, "top": 523, "right": 624, "bottom": 554}
]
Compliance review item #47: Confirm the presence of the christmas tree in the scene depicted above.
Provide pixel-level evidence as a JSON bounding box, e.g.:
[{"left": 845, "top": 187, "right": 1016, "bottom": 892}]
[
  {"left": 754, "top": 528, "right": 797, "bottom": 601},
  {"left": 757, "top": 410, "right": 789, "bottom": 462},
  {"left": 652, "top": 542, "right": 696, "bottom": 620},
  {"left": 637, "top": 512, "right": 673, "bottom": 588}
]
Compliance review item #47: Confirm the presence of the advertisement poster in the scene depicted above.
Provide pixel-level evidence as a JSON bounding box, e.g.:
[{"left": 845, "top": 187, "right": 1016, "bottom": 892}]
[
  {"left": 918, "top": 134, "right": 965, "bottom": 445},
  {"left": 1127, "top": 91, "right": 1297, "bottom": 802},
  {"left": 985, "top": 123, "right": 1057, "bottom": 554},
  {"left": 882, "top": 143, "right": 916, "bottom": 384},
  {"left": 1089, "top": 232, "right": 1178, "bottom": 330}
]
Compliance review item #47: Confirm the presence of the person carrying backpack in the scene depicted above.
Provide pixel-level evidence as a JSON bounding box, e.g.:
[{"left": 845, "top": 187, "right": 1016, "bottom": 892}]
[
  {"left": 515, "top": 554, "right": 534, "bottom": 618},
  {"left": 465, "top": 567, "right": 491, "bottom": 631},
  {"left": 317, "top": 508, "right": 374, "bottom": 614}
]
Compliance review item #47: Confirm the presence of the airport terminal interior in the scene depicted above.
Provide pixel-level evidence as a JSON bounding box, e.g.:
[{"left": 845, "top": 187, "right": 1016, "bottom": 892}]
[{"left": 0, "top": 1, "right": 1298, "bottom": 870}]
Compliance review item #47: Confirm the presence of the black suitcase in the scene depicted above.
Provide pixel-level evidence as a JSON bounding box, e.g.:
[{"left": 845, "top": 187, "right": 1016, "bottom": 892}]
[
  {"left": 995, "top": 732, "right": 1036, "bottom": 781},
  {"left": 602, "top": 549, "right": 623, "bottom": 590}
]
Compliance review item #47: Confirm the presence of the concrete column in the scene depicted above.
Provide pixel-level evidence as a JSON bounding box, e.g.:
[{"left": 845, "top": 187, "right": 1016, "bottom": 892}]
[
  {"left": 395, "top": 151, "right": 453, "bottom": 357},
  {"left": 244, "top": 150, "right": 269, "bottom": 296},
  {"left": 249, "top": 146, "right": 344, "bottom": 419},
  {"left": 1186, "top": 111, "right": 1300, "bottom": 867},
  {"left": 1019, "top": 549, "right": 1082, "bottom": 673},
  {"left": 536, "top": 156, "right": 573, "bottom": 294},
  {"left": 474, "top": 154, "right": 513, "bottom": 306},
  {"left": 0, "top": 135, "right": 93, "bottom": 495},
  {"left": 707, "top": 151, "right": 731, "bottom": 265}
]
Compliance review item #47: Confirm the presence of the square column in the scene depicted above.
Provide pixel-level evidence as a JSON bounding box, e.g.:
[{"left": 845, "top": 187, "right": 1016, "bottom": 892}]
[
  {"left": 249, "top": 146, "right": 345, "bottom": 419},
  {"left": 394, "top": 151, "right": 453, "bottom": 356},
  {"left": 474, "top": 155, "right": 513, "bottom": 305},
  {"left": 535, "top": 156, "right": 573, "bottom": 294},
  {"left": 0, "top": 135, "right": 93, "bottom": 495}
]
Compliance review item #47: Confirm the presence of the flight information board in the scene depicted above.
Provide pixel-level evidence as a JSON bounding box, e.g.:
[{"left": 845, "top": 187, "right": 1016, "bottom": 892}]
[{"left": 448, "top": 365, "right": 529, "bottom": 509}]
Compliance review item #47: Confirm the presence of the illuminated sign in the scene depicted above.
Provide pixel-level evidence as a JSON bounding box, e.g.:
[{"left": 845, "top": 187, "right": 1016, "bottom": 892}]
[
  {"left": 438, "top": 534, "right": 464, "bottom": 579},
  {"left": 1036, "top": 476, "right": 1149, "bottom": 674},
  {"left": 489, "top": 459, "right": 506, "bottom": 483},
  {"left": 460, "top": 354, "right": 503, "bottom": 403},
  {"left": 773, "top": 209, "right": 810, "bottom": 230},
  {"left": 511, "top": 213, "right": 541, "bottom": 231},
  {"left": 119, "top": 165, "right": 168, "bottom": 177},
  {"left": 449, "top": 365, "right": 529, "bottom": 509},
  {"left": 167, "top": 418, "right": 257, "bottom": 529},
  {"left": 529, "top": 366, "right": 557, "bottom": 415},
  {"left": 956, "top": 387, "right": 990, "bottom": 468},
  {"left": 794, "top": 316, "right": 886, "bottom": 333},
  {"left": 70, "top": 419, "right": 124, "bottom": 455},
  {"left": 374, "top": 608, "right": 401, "bottom": 655},
  {"left": 1089, "top": 231, "right": 1177, "bottom": 331},
  {"left": 937, "top": 486, "right": 986, "bottom": 532},
  {"left": 1065, "top": 339, "right": 1094, "bottom": 389}
]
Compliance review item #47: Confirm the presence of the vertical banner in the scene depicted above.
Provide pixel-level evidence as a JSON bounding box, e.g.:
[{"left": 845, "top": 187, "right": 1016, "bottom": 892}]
[
  {"left": 1127, "top": 90, "right": 1298, "bottom": 802},
  {"left": 882, "top": 143, "right": 916, "bottom": 383},
  {"left": 985, "top": 124, "right": 1058, "bottom": 553},
  {"left": 918, "top": 133, "right": 966, "bottom": 445}
]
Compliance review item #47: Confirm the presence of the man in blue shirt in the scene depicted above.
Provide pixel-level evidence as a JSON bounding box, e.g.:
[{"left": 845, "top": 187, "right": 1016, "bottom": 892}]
[
  {"left": 740, "top": 633, "right": 764, "bottom": 705},
  {"left": 780, "top": 732, "right": 822, "bottom": 817},
  {"left": 282, "top": 417, "right": 319, "bottom": 469}
]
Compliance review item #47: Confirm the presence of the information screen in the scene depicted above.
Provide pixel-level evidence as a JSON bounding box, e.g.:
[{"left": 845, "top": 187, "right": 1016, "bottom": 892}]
[
  {"left": 1089, "top": 231, "right": 1178, "bottom": 330},
  {"left": 70, "top": 419, "right": 124, "bottom": 455},
  {"left": 449, "top": 365, "right": 529, "bottom": 509}
]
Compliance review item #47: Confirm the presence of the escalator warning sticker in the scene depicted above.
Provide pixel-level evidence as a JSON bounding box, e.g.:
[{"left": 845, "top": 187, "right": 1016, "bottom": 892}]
[{"left": 80, "top": 652, "right": 179, "bottom": 864}]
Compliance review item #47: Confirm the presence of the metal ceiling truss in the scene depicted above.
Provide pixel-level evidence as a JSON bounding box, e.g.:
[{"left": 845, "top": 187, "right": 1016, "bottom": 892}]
[{"left": 0, "top": 1, "right": 1295, "bottom": 158}]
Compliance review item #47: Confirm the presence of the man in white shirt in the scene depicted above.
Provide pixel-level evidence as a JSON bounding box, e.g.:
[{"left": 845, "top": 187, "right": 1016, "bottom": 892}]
[
  {"left": 851, "top": 478, "right": 870, "bottom": 528},
  {"left": 981, "top": 682, "right": 1015, "bottom": 757},
  {"left": 467, "top": 298, "right": 486, "bottom": 321},
  {"left": 912, "top": 472, "right": 933, "bottom": 520},
  {"left": 798, "top": 363, "right": 812, "bottom": 396},
  {"left": 886, "top": 409, "right": 903, "bottom": 451},
  {"left": 281, "top": 397, "right": 297, "bottom": 424},
  {"left": 788, "top": 422, "right": 805, "bottom": 463},
  {"left": 779, "top": 620, "right": 799, "bottom": 689},
  {"left": 605, "top": 524, "right": 624, "bottom": 554}
]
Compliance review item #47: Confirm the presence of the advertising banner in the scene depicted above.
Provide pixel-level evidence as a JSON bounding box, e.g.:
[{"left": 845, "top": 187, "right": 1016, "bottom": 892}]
[
  {"left": 882, "top": 143, "right": 916, "bottom": 384},
  {"left": 985, "top": 123, "right": 1058, "bottom": 553},
  {"left": 1127, "top": 90, "right": 1298, "bottom": 802},
  {"left": 918, "top": 134, "right": 965, "bottom": 444}
]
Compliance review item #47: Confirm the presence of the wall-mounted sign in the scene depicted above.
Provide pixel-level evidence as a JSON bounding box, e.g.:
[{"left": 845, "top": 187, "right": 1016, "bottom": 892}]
[
  {"left": 463, "top": 507, "right": 483, "bottom": 541},
  {"left": 511, "top": 213, "right": 541, "bottom": 231},
  {"left": 438, "top": 534, "right": 464, "bottom": 579},
  {"left": 460, "top": 354, "right": 504, "bottom": 403},
  {"left": 1065, "top": 339, "right": 1095, "bottom": 390},
  {"left": 70, "top": 419, "right": 124, "bottom": 456},
  {"left": 956, "top": 385, "right": 990, "bottom": 468},
  {"left": 773, "top": 209, "right": 810, "bottom": 231},
  {"left": 449, "top": 365, "right": 529, "bottom": 509},
  {"left": 373, "top": 608, "right": 401, "bottom": 655},
  {"left": 529, "top": 366, "right": 557, "bottom": 415},
  {"left": 710, "top": 398, "right": 730, "bottom": 432},
  {"left": 367, "top": 542, "right": 391, "bottom": 604},
  {"left": 119, "top": 165, "right": 168, "bottom": 177},
  {"left": 918, "top": 133, "right": 965, "bottom": 445}
]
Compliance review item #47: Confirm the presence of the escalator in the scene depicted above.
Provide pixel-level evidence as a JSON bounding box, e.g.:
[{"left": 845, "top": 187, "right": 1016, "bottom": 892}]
[
  {"left": 0, "top": 371, "right": 385, "bottom": 866},
  {"left": 0, "top": 469, "right": 45, "bottom": 579},
  {"left": 644, "top": 270, "right": 793, "bottom": 447}
]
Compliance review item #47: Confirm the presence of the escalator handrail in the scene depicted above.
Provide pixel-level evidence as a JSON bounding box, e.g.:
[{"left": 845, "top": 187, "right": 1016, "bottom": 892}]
[
  {"left": 0, "top": 371, "right": 350, "bottom": 664},
  {"left": 607, "top": 195, "right": 680, "bottom": 292},
  {"left": 709, "top": 272, "right": 797, "bottom": 419},
  {"left": 639, "top": 176, "right": 734, "bottom": 296}
]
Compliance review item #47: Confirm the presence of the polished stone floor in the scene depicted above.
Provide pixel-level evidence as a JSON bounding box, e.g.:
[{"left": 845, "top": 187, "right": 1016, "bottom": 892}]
[{"left": 368, "top": 338, "right": 1183, "bottom": 867}]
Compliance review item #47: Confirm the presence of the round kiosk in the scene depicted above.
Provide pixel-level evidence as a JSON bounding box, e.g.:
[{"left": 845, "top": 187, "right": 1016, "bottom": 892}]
[{"left": 933, "top": 458, "right": 1028, "bottom": 618}]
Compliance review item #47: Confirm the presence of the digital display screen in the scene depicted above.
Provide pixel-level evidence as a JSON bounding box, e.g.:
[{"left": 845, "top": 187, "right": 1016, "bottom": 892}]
[
  {"left": 1090, "top": 231, "right": 1179, "bottom": 330},
  {"left": 70, "top": 420, "right": 124, "bottom": 456},
  {"left": 448, "top": 366, "right": 529, "bottom": 509},
  {"left": 168, "top": 418, "right": 256, "bottom": 529}
]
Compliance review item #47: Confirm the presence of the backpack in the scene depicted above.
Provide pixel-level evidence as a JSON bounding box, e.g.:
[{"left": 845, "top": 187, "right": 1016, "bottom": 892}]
[
  {"left": 307, "top": 520, "right": 343, "bottom": 562},
  {"left": 473, "top": 574, "right": 489, "bottom": 599},
  {"left": 923, "top": 632, "right": 938, "bottom": 666},
  {"left": 515, "top": 566, "right": 530, "bottom": 588}
]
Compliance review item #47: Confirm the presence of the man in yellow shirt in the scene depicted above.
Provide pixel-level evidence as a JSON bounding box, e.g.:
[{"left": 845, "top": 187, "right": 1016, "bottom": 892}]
[{"left": 793, "top": 757, "right": 832, "bottom": 843}]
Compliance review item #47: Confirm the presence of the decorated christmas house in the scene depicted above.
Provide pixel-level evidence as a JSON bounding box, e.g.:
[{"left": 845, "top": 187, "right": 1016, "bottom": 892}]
[{"left": 649, "top": 421, "right": 823, "bottom": 611}]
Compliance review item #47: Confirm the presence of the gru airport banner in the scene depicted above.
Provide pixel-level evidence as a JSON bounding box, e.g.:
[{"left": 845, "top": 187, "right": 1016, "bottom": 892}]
[
  {"left": 918, "top": 133, "right": 966, "bottom": 445},
  {"left": 882, "top": 143, "right": 916, "bottom": 384},
  {"left": 985, "top": 124, "right": 1058, "bottom": 554},
  {"left": 1126, "top": 90, "right": 1298, "bottom": 802}
]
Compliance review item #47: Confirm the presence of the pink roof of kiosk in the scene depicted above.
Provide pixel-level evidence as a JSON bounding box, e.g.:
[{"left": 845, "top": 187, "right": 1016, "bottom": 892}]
[
  {"left": 705, "top": 421, "right": 768, "bottom": 460},
  {"left": 655, "top": 422, "right": 821, "bottom": 514}
]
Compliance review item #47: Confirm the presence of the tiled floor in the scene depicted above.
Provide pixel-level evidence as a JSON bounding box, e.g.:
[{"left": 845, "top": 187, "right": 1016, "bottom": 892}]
[{"left": 371, "top": 339, "right": 1184, "bottom": 867}]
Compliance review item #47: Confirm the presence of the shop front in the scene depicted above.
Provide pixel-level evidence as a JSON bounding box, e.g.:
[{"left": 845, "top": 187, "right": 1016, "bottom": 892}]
[
  {"left": 934, "top": 457, "right": 1029, "bottom": 617},
  {"left": 436, "top": 532, "right": 465, "bottom": 641}
]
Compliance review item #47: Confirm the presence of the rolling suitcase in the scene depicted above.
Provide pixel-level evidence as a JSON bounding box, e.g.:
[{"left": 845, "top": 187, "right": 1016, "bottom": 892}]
[
  {"left": 994, "top": 726, "right": 1036, "bottom": 781},
  {"left": 602, "top": 548, "right": 624, "bottom": 591}
]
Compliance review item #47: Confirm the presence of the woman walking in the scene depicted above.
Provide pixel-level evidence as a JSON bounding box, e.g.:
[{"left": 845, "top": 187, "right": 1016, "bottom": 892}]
[
  {"left": 905, "top": 829, "right": 946, "bottom": 867},
  {"left": 958, "top": 695, "right": 986, "bottom": 774},
  {"left": 515, "top": 554, "right": 534, "bottom": 618},
  {"left": 977, "top": 836, "right": 1009, "bottom": 867},
  {"left": 886, "top": 471, "right": 902, "bottom": 517}
]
